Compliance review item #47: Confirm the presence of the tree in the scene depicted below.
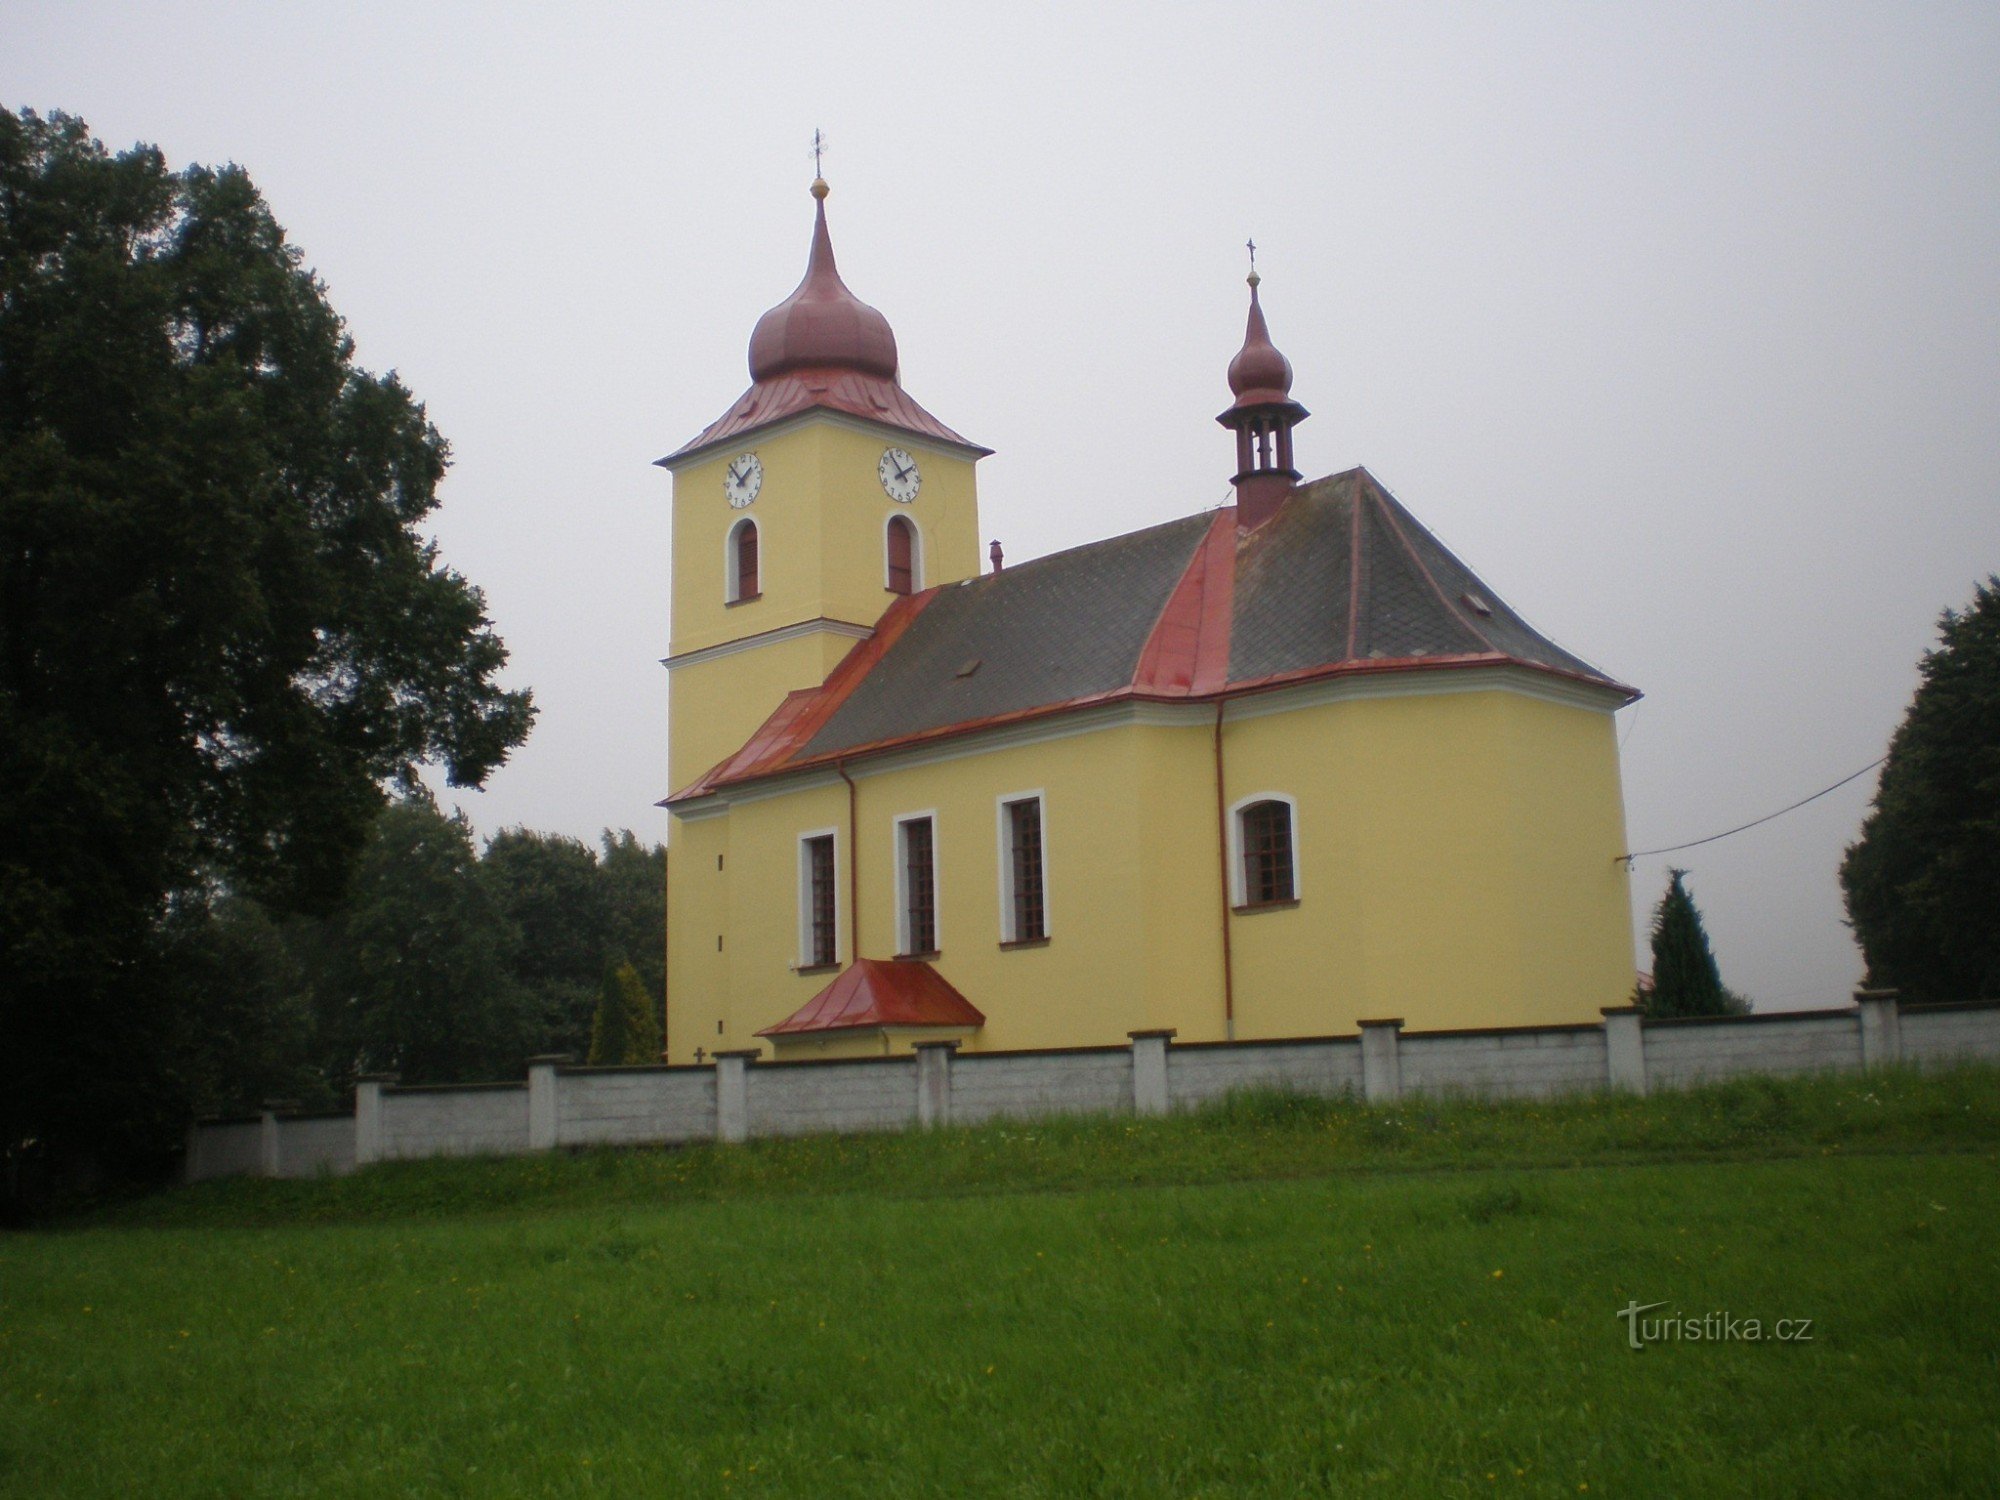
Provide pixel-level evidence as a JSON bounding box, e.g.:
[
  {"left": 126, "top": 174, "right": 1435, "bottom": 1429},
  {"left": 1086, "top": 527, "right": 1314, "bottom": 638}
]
[
  {"left": 0, "top": 110, "right": 533, "bottom": 1166},
  {"left": 482, "top": 829, "right": 612, "bottom": 1058},
  {"left": 589, "top": 960, "right": 660, "bottom": 1066},
  {"left": 1643, "top": 869, "right": 1749, "bottom": 1018},
  {"left": 598, "top": 829, "right": 667, "bottom": 1032},
  {"left": 1842, "top": 578, "right": 2000, "bottom": 1003},
  {"left": 308, "top": 800, "right": 527, "bottom": 1084}
]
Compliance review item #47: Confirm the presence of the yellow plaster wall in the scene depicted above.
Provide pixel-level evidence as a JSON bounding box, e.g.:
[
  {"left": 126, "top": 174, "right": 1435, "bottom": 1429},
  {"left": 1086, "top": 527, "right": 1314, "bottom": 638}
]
[
  {"left": 667, "top": 419, "right": 981, "bottom": 657},
  {"left": 666, "top": 630, "right": 858, "bottom": 797},
  {"left": 1220, "top": 689, "right": 1636, "bottom": 1035},
  {"left": 664, "top": 685, "right": 1635, "bottom": 1063}
]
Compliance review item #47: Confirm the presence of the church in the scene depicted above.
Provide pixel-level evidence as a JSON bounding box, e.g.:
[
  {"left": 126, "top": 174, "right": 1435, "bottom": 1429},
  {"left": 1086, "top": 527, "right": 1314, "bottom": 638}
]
[{"left": 658, "top": 176, "right": 1638, "bottom": 1062}]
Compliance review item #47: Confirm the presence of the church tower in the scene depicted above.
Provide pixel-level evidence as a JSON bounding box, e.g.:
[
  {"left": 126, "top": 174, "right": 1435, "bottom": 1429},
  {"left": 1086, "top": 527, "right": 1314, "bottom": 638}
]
[
  {"left": 658, "top": 176, "right": 990, "bottom": 793},
  {"left": 1217, "top": 262, "right": 1308, "bottom": 530}
]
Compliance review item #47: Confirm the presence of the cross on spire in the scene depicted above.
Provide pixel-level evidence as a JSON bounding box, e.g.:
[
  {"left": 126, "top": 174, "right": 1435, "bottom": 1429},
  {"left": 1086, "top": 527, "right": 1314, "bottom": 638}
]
[{"left": 811, "top": 128, "right": 827, "bottom": 178}]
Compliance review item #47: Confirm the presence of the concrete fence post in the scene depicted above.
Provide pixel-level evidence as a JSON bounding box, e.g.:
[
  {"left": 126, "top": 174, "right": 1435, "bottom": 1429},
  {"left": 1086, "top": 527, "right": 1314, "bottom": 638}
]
[
  {"left": 715, "top": 1049, "right": 759, "bottom": 1144},
  {"left": 1855, "top": 988, "right": 1902, "bottom": 1070},
  {"left": 1358, "top": 1019, "right": 1404, "bottom": 1103},
  {"left": 354, "top": 1074, "right": 397, "bottom": 1166},
  {"left": 914, "top": 1041, "right": 958, "bottom": 1127},
  {"left": 1129, "top": 1030, "right": 1176, "bottom": 1117},
  {"left": 258, "top": 1109, "right": 281, "bottom": 1179},
  {"left": 527, "top": 1055, "right": 569, "bottom": 1151},
  {"left": 1602, "top": 1006, "right": 1647, "bottom": 1095}
]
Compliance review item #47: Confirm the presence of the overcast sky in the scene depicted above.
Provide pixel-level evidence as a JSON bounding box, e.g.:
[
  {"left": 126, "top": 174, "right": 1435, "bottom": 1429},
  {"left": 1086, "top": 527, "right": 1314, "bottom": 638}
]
[{"left": 9, "top": 2, "right": 1997, "bottom": 1010}]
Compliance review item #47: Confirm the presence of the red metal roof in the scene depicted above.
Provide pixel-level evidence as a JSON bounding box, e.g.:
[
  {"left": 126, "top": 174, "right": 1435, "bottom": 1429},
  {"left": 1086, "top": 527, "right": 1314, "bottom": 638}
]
[
  {"left": 757, "top": 958, "right": 986, "bottom": 1037},
  {"left": 661, "top": 366, "right": 988, "bottom": 467}
]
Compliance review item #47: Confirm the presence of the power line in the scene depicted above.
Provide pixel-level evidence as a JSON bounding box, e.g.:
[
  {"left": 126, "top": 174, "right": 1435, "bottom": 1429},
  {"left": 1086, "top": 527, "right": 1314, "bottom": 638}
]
[{"left": 1618, "top": 757, "right": 1886, "bottom": 866}]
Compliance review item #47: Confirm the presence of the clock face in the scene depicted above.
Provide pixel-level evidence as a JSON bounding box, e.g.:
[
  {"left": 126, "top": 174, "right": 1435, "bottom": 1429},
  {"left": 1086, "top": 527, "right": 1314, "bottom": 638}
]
[
  {"left": 878, "top": 447, "right": 921, "bottom": 503},
  {"left": 723, "top": 452, "right": 762, "bottom": 508}
]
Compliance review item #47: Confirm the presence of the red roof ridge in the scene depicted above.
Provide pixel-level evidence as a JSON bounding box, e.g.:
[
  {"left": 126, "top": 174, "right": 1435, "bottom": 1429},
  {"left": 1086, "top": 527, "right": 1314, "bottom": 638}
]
[
  {"left": 1131, "top": 508, "right": 1238, "bottom": 696},
  {"left": 663, "top": 589, "right": 941, "bottom": 804}
]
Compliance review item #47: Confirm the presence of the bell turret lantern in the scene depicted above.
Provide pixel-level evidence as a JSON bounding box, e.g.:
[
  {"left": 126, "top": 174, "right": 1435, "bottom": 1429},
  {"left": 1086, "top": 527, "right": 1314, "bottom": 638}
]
[{"left": 1217, "top": 249, "right": 1308, "bottom": 530}]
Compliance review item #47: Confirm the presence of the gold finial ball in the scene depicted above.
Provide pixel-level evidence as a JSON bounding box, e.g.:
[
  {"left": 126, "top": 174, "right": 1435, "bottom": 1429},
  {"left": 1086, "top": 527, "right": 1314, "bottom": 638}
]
[
  {"left": 1247, "top": 269, "right": 1261, "bottom": 289},
  {"left": 810, "top": 177, "right": 830, "bottom": 200}
]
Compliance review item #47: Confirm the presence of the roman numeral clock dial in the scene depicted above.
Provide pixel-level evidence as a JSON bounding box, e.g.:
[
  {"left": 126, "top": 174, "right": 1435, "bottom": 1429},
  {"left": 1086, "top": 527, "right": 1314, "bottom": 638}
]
[
  {"left": 878, "top": 447, "right": 920, "bottom": 503},
  {"left": 723, "top": 452, "right": 763, "bottom": 508}
]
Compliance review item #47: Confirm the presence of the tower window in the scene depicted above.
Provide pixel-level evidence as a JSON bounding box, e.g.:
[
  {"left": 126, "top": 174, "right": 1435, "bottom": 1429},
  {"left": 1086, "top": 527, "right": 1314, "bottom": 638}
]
[
  {"left": 1233, "top": 796, "right": 1298, "bottom": 909},
  {"left": 727, "top": 518, "right": 760, "bottom": 603},
  {"left": 999, "top": 795, "right": 1046, "bottom": 944},
  {"left": 799, "top": 832, "right": 837, "bottom": 968},
  {"left": 897, "top": 814, "right": 937, "bottom": 956},
  {"left": 885, "top": 515, "right": 918, "bottom": 594}
]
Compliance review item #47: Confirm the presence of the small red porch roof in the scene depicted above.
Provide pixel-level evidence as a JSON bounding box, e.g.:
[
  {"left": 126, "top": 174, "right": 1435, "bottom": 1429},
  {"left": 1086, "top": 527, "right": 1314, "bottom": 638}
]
[{"left": 757, "top": 958, "right": 985, "bottom": 1038}]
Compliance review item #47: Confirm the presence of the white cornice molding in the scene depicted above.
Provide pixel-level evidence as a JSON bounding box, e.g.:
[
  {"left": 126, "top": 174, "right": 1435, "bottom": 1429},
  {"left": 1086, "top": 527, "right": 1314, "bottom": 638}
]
[
  {"left": 667, "top": 664, "right": 1625, "bottom": 820},
  {"left": 663, "top": 617, "right": 875, "bottom": 671}
]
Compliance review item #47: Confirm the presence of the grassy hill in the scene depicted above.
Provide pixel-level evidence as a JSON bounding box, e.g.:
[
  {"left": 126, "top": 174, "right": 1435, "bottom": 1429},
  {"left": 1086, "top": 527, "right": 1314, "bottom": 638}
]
[{"left": 3, "top": 1068, "right": 1997, "bottom": 1497}]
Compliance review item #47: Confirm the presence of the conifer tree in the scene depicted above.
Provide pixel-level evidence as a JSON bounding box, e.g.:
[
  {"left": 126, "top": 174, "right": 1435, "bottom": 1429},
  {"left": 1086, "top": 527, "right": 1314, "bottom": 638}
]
[
  {"left": 587, "top": 960, "right": 632, "bottom": 1066},
  {"left": 1645, "top": 869, "right": 1747, "bottom": 1017},
  {"left": 619, "top": 961, "right": 663, "bottom": 1064}
]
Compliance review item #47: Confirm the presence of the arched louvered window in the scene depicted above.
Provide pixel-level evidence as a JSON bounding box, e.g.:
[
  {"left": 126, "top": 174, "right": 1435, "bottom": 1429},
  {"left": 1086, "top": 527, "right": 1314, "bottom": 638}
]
[
  {"left": 886, "top": 515, "right": 916, "bottom": 594},
  {"left": 1234, "top": 797, "right": 1297, "bottom": 908},
  {"left": 728, "top": 518, "right": 759, "bottom": 603}
]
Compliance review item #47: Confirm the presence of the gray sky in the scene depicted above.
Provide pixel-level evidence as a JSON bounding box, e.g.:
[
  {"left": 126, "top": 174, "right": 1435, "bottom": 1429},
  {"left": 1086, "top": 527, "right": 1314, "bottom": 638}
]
[{"left": 9, "top": 2, "right": 1997, "bottom": 1011}]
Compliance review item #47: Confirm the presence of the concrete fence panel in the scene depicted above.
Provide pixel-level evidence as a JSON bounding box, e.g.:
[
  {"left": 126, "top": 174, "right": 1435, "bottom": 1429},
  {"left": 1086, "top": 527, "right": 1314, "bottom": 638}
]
[
  {"left": 380, "top": 1083, "right": 529, "bottom": 1160},
  {"left": 558, "top": 1066, "right": 717, "bottom": 1147},
  {"left": 745, "top": 1057, "right": 918, "bottom": 1138},
  {"left": 951, "top": 1048, "right": 1133, "bottom": 1124},
  {"left": 1168, "top": 1038, "right": 1363, "bottom": 1108},
  {"left": 1643, "top": 1011, "right": 1859, "bottom": 1090},
  {"left": 1399, "top": 1026, "right": 1609, "bottom": 1100},
  {"left": 1900, "top": 1004, "right": 2000, "bottom": 1068}
]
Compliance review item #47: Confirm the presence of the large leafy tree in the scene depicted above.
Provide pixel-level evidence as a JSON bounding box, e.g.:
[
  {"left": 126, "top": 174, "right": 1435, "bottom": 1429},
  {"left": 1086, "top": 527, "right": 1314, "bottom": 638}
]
[
  {"left": 1842, "top": 578, "right": 2000, "bottom": 1003},
  {"left": 0, "top": 110, "right": 533, "bottom": 1163},
  {"left": 482, "top": 829, "right": 613, "bottom": 1057}
]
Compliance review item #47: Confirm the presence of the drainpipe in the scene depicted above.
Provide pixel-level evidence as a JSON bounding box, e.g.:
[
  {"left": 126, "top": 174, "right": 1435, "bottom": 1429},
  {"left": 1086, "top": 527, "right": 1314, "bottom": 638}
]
[
  {"left": 837, "top": 760, "right": 859, "bottom": 964},
  {"left": 1213, "top": 702, "right": 1236, "bottom": 1040}
]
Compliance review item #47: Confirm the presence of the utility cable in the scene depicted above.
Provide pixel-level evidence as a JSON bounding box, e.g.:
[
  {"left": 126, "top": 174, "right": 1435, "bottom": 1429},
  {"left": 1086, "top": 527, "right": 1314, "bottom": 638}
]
[{"left": 1618, "top": 757, "right": 1885, "bottom": 865}]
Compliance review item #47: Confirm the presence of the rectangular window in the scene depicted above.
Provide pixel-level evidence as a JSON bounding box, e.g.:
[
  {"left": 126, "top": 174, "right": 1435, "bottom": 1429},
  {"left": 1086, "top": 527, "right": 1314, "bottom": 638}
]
[
  {"left": 1002, "top": 796, "right": 1046, "bottom": 943},
  {"left": 898, "top": 815, "right": 937, "bottom": 955},
  {"left": 1239, "top": 799, "right": 1296, "bottom": 906},
  {"left": 802, "top": 833, "right": 837, "bottom": 967}
]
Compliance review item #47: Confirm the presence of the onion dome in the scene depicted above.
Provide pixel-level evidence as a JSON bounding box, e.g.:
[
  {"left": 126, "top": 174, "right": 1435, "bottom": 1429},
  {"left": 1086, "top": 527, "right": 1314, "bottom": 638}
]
[
  {"left": 1225, "top": 270, "right": 1295, "bottom": 410},
  {"left": 747, "top": 178, "right": 899, "bottom": 383}
]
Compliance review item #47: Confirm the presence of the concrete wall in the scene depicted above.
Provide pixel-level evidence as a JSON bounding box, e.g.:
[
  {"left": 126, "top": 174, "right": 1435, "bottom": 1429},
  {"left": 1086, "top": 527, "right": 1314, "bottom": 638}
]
[
  {"left": 185, "top": 995, "right": 2000, "bottom": 1180},
  {"left": 951, "top": 1048, "right": 1133, "bottom": 1124},
  {"left": 1399, "top": 1025, "right": 1609, "bottom": 1099},
  {"left": 559, "top": 1067, "right": 716, "bottom": 1147},
  {"left": 1168, "top": 1038, "right": 1364, "bottom": 1106},
  {"left": 746, "top": 1058, "right": 916, "bottom": 1137},
  {"left": 1644, "top": 1010, "right": 1859, "bottom": 1089},
  {"left": 380, "top": 1084, "right": 528, "bottom": 1160},
  {"left": 1902, "top": 1003, "right": 2000, "bottom": 1068}
]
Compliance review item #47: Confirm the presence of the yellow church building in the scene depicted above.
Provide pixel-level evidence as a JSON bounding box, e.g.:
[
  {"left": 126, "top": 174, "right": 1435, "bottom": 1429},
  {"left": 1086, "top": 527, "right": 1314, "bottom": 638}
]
[{"left": 658, "top": 177, "right": 1638, "bottom": 1062}]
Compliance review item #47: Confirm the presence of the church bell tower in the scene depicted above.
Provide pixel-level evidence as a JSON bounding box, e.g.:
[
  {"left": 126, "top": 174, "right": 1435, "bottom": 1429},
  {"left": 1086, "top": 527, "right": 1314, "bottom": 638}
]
[
  {"left": 658, "top": 176, "right": 990, "bottom": 793},
  {"left": 1217, "top": 257, "right": 1308, "bottom": 530}
]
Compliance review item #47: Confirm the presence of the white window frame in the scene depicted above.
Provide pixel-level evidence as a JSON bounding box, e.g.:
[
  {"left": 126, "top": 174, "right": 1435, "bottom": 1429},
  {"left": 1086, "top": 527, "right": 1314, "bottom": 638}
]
[
  {"left": 1227, "top": 792, "right": 1301, "bottom": 908},
  {"left": 725, "top": 515, "right": 760, "bottom": 604},
  {"left": 882, "top": 512, "right": 923, "bottom": 593},
  {"left": 795, "top": 827, "right": 840, "bottom": 968},
  {"left": 994, "top": 789, "right": 1050, "bottom": 943},
  {"left": 892, "top": 809, "right": 941, "bottom": 956}
]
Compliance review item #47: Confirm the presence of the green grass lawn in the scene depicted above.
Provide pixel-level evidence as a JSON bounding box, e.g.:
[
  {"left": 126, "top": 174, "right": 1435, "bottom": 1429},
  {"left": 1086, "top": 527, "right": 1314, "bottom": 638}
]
[{"left": 3, "top": 1068, "right": 1997, "bottom": 1498}]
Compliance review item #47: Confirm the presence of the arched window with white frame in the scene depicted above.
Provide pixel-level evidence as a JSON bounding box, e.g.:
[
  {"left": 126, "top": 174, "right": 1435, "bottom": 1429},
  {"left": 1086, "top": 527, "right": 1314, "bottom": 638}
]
[
  {"left": 726, "top": 517, "right": 760, "bottom": 603},
  {"left": 1229, "top": 793, "right": 1299, "bottom": 909},
  {"left": 884, "top": 514, "right": 920, "bottom": 594}
]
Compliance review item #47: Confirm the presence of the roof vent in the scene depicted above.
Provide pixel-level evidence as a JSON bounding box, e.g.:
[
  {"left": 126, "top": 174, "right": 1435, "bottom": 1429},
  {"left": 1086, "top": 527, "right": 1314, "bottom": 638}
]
[
  {"left": 1461, "top": 591, "right": 1494, "bottom": 617},
  {"left": 955, "top": 658, "right": 982, "bottom": 679}
]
